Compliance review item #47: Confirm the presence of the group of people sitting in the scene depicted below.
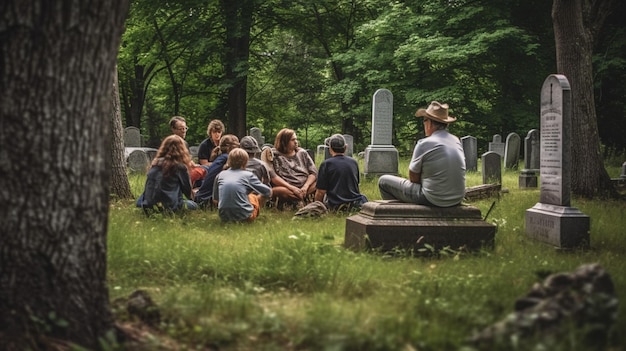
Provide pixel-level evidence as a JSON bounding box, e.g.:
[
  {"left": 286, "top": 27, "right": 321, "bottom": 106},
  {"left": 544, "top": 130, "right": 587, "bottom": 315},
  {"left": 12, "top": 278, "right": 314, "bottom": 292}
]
[
  {"left": 137, "top": 100, "right": 466, "bottom": 223},
  {"left": 138, "top": 122, "right": 368, "bottom": 222}
]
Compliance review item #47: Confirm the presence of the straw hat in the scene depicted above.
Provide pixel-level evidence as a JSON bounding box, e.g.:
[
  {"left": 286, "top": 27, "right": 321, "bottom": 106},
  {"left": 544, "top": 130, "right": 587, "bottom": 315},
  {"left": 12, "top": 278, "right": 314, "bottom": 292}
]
[{"left": 415, "top": 101, "right": 456, "bottom": 123}]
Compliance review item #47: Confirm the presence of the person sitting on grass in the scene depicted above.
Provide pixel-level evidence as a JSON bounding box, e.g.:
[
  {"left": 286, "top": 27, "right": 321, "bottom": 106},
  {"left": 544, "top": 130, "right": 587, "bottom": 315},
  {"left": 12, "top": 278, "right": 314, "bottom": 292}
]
[
  {"left": 194, "top": 134, "right": 240, "bottom": 208},
  {"left": 213, "top": 148, "right": 272, "bottom": 222},
  {"left": 315, "top": 134, "right": 367, "bottom": 211},
  {"left": 263, "top": 128, "right": 317, "bottom": 209},
  {"left": 139, "top": 134, "right": 198, "bottom": 212}
]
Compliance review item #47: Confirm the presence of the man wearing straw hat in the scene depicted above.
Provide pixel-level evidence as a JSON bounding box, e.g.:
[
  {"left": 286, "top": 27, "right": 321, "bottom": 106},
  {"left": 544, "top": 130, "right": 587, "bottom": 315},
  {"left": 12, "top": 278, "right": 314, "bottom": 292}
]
[{"left": 378, "top": 101, "right": 466, "bottom": 207}]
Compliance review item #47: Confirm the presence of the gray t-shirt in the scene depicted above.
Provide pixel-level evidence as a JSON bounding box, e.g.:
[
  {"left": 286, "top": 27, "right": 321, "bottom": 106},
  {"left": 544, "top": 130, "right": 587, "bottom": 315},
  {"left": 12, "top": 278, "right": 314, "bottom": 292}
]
[
  {"left": 270, "top": 148, "right": 317, "bottom": 187},
  {"left": 213, "top": 168, "right": 271, "bottom": 221},
  {"left": 409, "top": 130, "right": 466, "bottom": 207}
]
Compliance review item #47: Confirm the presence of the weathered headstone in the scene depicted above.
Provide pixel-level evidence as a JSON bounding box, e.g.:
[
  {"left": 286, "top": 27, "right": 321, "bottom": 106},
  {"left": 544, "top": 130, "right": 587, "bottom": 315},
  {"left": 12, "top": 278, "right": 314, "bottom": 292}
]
[
  {"left": 189, "top": 146, "right": 199, "bottom": 159},
  {"left": 124, "top": 126, "right": 141, "bottom": 147},
  {"left": 504, "top": 132, "right": 521, "bottom": 170},
  {"left": 461, "top": 135, "right": 478, "bottom": 172},
  {"left": 343, "top": 134, "right": 354, "bottom": 157},
  {"left": 525, "top": 74, "right": 589, "bottom": 248},
  {"left": 345, "top": 201, "right": 496, "bottom": 253},
  {"left": 519, "top": 129, "right": 540, "bottom": 188},
  {"left": 488, "top": 134, "right": 505, "bottom": 157},
  {"left": 127, "top": 149, "right": 150, "bottom": 174},
  {"left": 363, "top": 89, "right": 399, "bottom": 177},
  {"left": 250, "top": 127, "right": 265, "bottom": 146},
  {"left": 481, "top": 151, "right": 501, "bottom": 184}
]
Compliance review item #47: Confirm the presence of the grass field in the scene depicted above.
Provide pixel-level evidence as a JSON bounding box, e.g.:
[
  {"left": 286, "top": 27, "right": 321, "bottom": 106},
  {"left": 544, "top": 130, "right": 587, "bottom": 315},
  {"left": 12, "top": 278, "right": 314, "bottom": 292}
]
[{"left": 106, "top": 159, "right": 626, "bottom": 350}]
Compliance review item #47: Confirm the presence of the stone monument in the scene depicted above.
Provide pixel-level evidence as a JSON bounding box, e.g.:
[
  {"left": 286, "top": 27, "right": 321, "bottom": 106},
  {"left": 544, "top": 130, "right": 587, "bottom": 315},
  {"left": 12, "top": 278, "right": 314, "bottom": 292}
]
[
  {"left": 525, "top": 74, "right": 590, "bottom": 248},
  {"left": 488, "top": 134, "right": 505, "bottom": 157},
  {"left": 363, "top": 89, "right": 399, "bottom": 177},
  {"left": 504, "top": 132, "right": 521, "bottom": 170},
  {"left": 519, "top": 129, "right": 540, "bottom": 188},
  {"left": 461, "top": 135, "right": 478, "bottom": 172}
]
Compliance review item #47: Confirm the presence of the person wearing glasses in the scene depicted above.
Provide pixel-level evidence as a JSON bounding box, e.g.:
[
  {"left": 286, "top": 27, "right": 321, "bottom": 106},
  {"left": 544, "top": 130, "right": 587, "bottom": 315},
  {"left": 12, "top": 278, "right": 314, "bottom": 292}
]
[
  {"left": 168, "top": 115, "right": 207, "bottom": 187},
  {"left": 378, "top": 101, "right": 466, "bottom": 207}
]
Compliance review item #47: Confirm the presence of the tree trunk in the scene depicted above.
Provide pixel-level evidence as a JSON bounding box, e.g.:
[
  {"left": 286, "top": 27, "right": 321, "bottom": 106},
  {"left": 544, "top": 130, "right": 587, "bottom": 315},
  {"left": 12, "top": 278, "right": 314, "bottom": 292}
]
[
  {"left": 0, "top": 0, "right": 130, "bottom": 349},
  {"left": 221, "top": 0, "right": 253, "bottom": 138},
  {"left": 552, "top": 0, "right": 617, "bottom": 198},
  {"left": 111, "top": 66, "right": 134, "bottom": 200}
]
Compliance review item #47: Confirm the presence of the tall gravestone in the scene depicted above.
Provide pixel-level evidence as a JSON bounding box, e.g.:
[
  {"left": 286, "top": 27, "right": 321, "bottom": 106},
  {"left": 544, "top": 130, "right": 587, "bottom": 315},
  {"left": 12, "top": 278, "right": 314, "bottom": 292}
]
[
  {"left": 461, "top": 135, "right": 478, "bottom": 172},
  {"left": 488, "top": 134, "right": 505, "bottom": 157},
  {"left": 519, "top": 129, "right": 540, "bottom": 188},
  {"left": 481, "top": 151, "right": 501, "bottom": 184},
  {"left": 343, "top": 134, "right": 354, "bottom": 157},
  {"left": 363, "top": 89, "right": 399, "bottom": 177},
  {"left": 525, "top": 75, "right": 589, "bottom": 248},
  {"left": 504, "top": 132, "right": 521, "bottom": 170}
]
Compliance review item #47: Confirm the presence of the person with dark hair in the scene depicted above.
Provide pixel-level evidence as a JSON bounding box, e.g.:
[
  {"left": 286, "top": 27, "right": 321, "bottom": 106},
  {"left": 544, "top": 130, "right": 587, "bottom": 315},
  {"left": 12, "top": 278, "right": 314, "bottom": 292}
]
[
  {"left": 378, "top": 101, "right": 466, "bottom": 207},
  {"left": 139, "top": 135, "right": 198, "bottom": 212},
  {"left": 315, "top": 134, "right": 367, "bottom": 211},
  {"left": 197, "top": 119, "right": 225, "bottom": 166},
  {"left": 263, "top": 128, "right": 317, "bottom": 209},
  {"left": 194, "top": 134, "right": 240, "bottom": 206},
  {"left": 213, "top": 148, "right": 272, "bottom": 222}
]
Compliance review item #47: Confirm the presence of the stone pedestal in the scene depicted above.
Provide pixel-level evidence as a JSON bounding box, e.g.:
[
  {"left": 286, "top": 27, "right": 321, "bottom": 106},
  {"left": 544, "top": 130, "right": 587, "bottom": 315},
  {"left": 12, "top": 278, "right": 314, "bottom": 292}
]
[
  {"left": 525, "top": 203, "right": 590, "bottom": 248},
  {"left": 345, "top": 201, "right": 496, "bottom": 253},
  {"left": 363, "top": 145, "right": 398, "bottom": 178},
  {"left": 519, "top": 169, "right": 538, "bottom": 188}
]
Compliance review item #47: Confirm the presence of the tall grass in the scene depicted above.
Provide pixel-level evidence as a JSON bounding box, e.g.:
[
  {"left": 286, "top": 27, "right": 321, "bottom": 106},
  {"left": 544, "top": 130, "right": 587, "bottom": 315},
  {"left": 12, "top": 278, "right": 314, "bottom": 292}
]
[{"left": 108, "top": 160, "right": 626, "bottom": 350}]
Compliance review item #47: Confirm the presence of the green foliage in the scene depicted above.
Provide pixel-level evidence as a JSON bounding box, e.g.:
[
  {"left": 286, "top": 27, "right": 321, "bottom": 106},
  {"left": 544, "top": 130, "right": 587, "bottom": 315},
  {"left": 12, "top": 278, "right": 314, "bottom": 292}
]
[{"left": 110, "top": 170, "right": 626, "bottom": 350}]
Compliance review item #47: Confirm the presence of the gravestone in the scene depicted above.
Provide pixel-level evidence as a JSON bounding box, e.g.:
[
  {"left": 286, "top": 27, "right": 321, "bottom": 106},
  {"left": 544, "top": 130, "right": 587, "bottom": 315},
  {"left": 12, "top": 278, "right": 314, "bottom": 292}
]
[
  {"left": 525, "top": 74, "right": 590, "bottom": 248},
  {"left": 250, "top": 127, "right": 265, "bottom": 146},
  {"left": 519, "top": 129, "right": 540, "bottom": 188},
  {"left": 461, "top": 135, "right": 478, "bottom": 172},
  {"left": 189, "top": 145, "right": 199, "bottom": 159},
  {"left": 504, "top": 132, "right": 521, "bottom": 170},
  {"left": 488, "top": 134, "right": 505, "bottom": 157},
  {"left": 363, "top": 89, "right": 399, "bottom": 177},
  {"left": 481, "top": 151, "right": 501, "bottom": 184},
  {"left": 343, "top": 134, "right": 354, "bottom": 157},
  {"left": 127, "top": 149, "right": 150, "bottom": 174},
  {"left": 124, "top": 126, "right": 141, "bottom": 147},
  {"left": 317, "top": 145, "right": 327, "bottom": 159},
  {"left": 345, "top": 201, "right": 496, "bottom": 253}
]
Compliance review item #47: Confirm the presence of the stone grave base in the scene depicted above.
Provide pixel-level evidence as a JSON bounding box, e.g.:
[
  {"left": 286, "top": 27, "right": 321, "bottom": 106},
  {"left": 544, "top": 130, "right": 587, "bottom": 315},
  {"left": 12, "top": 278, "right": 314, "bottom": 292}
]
[
  {"left": 363, "top": 145, "right": 398, "bottom": 178},
  {"left": 525, "top": 203, "right": 590, "bottom": 249},
  {"left": 519, "top": 169, "right": 539, "bottom": 188},
  {"left": 344, "top": 200, "right": 496, "bottom": 253}
]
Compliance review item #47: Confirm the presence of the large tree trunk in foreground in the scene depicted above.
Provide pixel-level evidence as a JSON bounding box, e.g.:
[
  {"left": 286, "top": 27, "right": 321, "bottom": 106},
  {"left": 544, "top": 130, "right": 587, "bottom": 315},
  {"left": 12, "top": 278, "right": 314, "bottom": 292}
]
[
  {"left": 111, "top": 66, "right": 134, "bottom": 200},
  {"left": 0, "top": 0, "right": 130, "bottom": 349},
  {"left": 552, "top": 0, "right": 617, "bottom": 198}
]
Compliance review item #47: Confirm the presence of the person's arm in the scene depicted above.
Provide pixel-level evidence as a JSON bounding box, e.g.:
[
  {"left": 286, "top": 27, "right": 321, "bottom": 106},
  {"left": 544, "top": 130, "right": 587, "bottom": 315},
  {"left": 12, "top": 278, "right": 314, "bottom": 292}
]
[
  {"left": 300, "top": 173, "right": 316, "bottom": 195},
  {"left": 271, "top": 174, "right": 301, "bottom": 197},
  {"left": 314, "top": 189, "right": 326, "bottom": 203},
  {"left": 409, "top": 170, "right": 421, "bottom": 184}
]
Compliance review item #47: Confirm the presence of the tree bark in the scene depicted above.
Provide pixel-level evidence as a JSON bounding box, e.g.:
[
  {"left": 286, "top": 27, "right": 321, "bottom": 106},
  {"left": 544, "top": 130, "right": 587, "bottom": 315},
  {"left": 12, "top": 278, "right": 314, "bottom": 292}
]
[
  {"left": 552, "top": 0, "right": 617, "bottom": 198},
  {"left": 111, "top": 66, "right": 134, "bottom": 200},
  {"left": 0, "top": 0, "right": 129, "bottom": 349}
]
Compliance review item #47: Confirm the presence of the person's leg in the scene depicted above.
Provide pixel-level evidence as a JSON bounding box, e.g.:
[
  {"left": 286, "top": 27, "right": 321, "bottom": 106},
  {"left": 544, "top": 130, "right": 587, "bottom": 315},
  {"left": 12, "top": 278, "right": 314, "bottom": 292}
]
[
  {"left": 378, "top": 175, "right": 421, "bottom": 203},
  {"left": 247, "top": 193, "right": 261, "bottom": 221}
]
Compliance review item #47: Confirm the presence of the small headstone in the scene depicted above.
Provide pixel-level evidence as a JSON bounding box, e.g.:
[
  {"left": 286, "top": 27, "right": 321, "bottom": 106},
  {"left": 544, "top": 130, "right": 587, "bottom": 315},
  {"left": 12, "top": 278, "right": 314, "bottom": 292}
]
[
  {"left": 124, "top": 126, "right": 141, "bottom": 147},
  {"left": 504, "top": 132, "right": 521, "bottom": 170},
  {"left": 621, "top": 161, "right": 626, "bottom": 179},
  {"left": 519, "top": 129, "right": 540, "bottom": 188},
  {"left": 481, "top": 151, "right": 501, "bottom": 184},
  {"left": 127, "top": 149, "right": 150, "bottom": 174},
  {"left": 461, "top": 135, "right": 478, "bottom": 172},
  {"left": 189, "top": 146, "right": 199, "bottom": 159},
  {"left": 525, "top": 74, "right": 589, "bottom": 248},
  {"left": 488, "top": 134, "right": 505, "bottom": 157},
  {"left": 363, "top": 89, "right": 399, "bottom": 177},
  {"left": 250, "top": 127, "right": 265, "bottom": 146}
]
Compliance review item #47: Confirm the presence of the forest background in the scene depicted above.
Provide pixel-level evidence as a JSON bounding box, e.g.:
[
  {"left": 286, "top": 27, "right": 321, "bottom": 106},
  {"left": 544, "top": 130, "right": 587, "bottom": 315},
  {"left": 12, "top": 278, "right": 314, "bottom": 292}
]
[{"left": 118, "top": 0, "right": 626, "bottom": 159}]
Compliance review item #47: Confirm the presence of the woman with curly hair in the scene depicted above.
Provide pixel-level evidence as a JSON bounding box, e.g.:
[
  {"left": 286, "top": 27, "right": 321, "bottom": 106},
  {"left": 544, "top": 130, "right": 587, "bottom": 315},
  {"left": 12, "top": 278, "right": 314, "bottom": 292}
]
[{"left": 139, "top": 135, "right": 198, "bottom": 212}]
